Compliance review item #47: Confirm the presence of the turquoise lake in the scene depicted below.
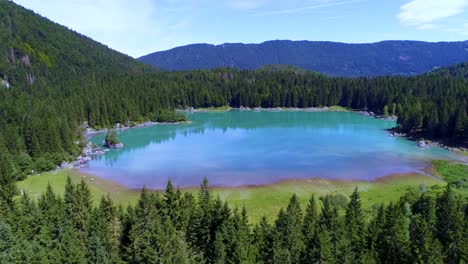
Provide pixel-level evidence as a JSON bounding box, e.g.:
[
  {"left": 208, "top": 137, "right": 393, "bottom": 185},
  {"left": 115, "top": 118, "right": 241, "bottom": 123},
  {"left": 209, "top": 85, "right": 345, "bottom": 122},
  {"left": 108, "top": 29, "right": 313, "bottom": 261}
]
[{"left": 81, "top": 111, "right": 461, "bottom": 189}]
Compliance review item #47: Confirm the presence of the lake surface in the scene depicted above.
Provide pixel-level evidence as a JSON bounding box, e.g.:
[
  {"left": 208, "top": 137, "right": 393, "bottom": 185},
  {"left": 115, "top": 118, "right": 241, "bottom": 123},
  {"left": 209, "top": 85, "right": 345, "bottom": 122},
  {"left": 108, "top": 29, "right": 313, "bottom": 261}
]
[{"left": 81, "top": 111, "right": 461, "bottom": 189}]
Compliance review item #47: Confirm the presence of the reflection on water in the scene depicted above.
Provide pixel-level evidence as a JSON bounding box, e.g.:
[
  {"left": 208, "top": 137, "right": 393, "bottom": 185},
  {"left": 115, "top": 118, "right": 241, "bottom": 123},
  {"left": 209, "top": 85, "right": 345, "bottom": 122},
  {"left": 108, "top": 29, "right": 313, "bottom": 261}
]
[{"left": 80, "top": 111, "right": 460, "bottom": 189}]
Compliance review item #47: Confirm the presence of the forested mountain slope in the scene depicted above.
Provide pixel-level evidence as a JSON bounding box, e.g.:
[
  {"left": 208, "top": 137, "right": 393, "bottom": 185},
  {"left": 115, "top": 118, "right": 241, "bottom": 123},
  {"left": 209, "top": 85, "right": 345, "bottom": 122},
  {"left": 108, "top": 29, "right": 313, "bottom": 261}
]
[
  {"left": 0, "top": 1, "right": 153, "bottom": 88},
  {"left": 430, "top": 62, "right": 468, "bottom": 79},
  {"left": 138, "top": 40, "right": 468, "bottom": 77},
  {"left": 0, "top": 0, "right": 163, "bottom": 175}
]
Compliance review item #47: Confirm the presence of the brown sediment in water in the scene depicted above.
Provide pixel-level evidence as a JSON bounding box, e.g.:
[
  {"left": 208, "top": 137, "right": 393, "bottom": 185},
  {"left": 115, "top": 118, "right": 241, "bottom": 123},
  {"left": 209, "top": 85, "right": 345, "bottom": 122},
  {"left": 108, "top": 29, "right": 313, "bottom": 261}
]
[
  {"left": 70, "top": 169, "right": 142, "bottom": 194},
  {"left": 72, "top": 168, "right": 443, "bottom": 193}
]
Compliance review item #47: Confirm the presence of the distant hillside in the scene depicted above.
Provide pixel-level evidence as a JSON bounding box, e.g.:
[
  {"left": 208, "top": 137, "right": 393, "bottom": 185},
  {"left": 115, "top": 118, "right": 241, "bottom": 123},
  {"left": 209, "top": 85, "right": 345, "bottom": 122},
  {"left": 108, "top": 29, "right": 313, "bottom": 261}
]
[
  {"left": 430, "top": 62, "right": 468, "bottom": 79},
  {"left": 256, "top": 64, "right": 314, "bottom": 75},
  {"left": 139, "top": 40, "right": 468, "bottom": 77}
]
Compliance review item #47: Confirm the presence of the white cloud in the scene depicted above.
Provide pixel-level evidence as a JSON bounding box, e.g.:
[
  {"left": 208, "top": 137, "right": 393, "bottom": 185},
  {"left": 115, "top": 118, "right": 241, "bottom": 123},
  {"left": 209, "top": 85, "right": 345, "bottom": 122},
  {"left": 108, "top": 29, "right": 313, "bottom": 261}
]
[{"left": 398, "top": 0, "right": 468, "bottom": 26}]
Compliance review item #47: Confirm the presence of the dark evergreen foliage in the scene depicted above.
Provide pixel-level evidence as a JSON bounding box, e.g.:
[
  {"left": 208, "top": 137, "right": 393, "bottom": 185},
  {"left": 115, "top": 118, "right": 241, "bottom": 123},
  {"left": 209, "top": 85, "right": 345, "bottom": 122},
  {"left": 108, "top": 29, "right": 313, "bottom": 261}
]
[{"left": 1, "top": 178, "right": 467, "bottom": 263}]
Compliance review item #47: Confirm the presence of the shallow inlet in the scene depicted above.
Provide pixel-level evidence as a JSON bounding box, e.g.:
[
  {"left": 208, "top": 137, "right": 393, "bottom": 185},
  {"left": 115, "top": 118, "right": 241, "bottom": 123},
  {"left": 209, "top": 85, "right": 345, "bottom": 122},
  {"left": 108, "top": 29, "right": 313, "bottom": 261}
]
[{"left": 80, "top": 111, "right": 459, "bottom": 189}]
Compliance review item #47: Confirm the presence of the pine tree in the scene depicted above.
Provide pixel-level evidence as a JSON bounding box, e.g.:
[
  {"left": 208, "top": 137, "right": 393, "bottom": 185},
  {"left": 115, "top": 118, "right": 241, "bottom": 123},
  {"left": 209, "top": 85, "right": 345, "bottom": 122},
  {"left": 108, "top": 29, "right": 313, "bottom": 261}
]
[
  {"left": 119, "top": 206, "right": 135, "bottom": 262},
  {"left": 253, "top": 216, "right": 274, "bottom": 264},
  {"left": 0, "top": 220, "right": 14, "bottom": 263},
  {"left": 319, "top": 196, "right": 343, "bottom": 261},
  {"left": 187, "top": 177, "right": 213, "bottom": 260},
  {"left": 64, "top": 179, "right": 92, "bottom": 250},
  {"left": 212, "top": 230, "right": 227, "bottom": 264},
  {"left": 129, "top": 188, "right": 161, "bottom": 263},
  {"left": 0, "top": 140, "right": 17, "bottom": 209},
  {"left": 231, "top": 207, "right": 255, "bottom": 263},
  {"left": 366, "top": 204, "right": 385, "bottom": 257},
  {"left": 275, "top": 194, "right": 304, "bottom": 263},
  {"left": 88, "top": 195, "right": 121, "bottom": 264},
  {"left": 436, "top": 186, "right": 465, "bottom": 264},
  {"left": 308, "top": 226, "right": 334, "bottom": 264},
  {"left": 410, "top": 214, "right": 444, "bottom": 263},
  {"left": 303, "top": 195, "right": 318, "bottom": 237},
  {"left": 377, "top": 202, "right": 411, "bottom": 264},
  {"left": 179, "top": 192, "right": 196, "bottom": 228},
  {"left": 163, "top": 180, "right": 181, "bottom": 228},
  {"left": 345, "top": 187, "right": 365, "bottom": 263},
  {"left": 301, "top": 195, "right": 319, "bottom": 263}
]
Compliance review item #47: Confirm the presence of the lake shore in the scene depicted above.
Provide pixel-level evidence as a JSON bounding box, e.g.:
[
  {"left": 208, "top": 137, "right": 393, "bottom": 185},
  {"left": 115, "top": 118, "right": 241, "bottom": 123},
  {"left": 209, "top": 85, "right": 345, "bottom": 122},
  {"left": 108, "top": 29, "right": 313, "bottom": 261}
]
[
  {"left": 179, "top": 106, "right": 467, "bottom": 154},
  {"left": 178, "top": 105, "right": 351, "bottom": 113},
  {"left": 83, "top": 120, "right": 192, "bottom": 138},
  {"left": 68, "top": 120, "right": 193, "bottom": 169},
  {"left": 18, "top": 168, "right": 446, "bottom": 222},
  {"left": 387, "top": 127, "right": 468, "bottom": 157}
]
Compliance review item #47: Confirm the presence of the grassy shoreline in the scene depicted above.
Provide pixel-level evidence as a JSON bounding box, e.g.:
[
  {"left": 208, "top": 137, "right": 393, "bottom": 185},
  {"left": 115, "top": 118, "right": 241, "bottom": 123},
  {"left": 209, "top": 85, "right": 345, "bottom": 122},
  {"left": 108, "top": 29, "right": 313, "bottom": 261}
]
[{"left": 17, "top": 169, "right": 446, "bottom": 222}]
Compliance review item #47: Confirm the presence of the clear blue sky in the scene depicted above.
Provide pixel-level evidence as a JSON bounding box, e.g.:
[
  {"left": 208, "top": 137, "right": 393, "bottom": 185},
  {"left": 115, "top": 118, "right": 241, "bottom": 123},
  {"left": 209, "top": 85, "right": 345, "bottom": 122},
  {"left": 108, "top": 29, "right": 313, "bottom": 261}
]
[{"left": 13, "top": 0, "right": 468, "bottom": 57}]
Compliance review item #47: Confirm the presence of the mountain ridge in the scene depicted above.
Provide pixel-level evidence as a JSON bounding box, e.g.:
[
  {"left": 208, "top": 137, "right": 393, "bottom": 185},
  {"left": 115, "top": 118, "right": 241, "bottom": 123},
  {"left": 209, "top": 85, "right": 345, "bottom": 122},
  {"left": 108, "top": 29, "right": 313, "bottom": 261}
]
[{"left": 139, "top": 39, "right": 468, "bottom": 77}]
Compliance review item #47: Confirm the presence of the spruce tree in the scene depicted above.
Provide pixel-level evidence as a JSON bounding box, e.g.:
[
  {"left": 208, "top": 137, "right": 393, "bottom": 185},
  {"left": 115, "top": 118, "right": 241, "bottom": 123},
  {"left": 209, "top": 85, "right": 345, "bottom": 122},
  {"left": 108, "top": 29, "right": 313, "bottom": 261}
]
[
  {"left": 308, "top": 226, "right": 334, "bottom": 264},
  {"left": 345, "top": 187, "right": 365, "bottom": 263},
  {"left": 410, "top": 214, "right": 444, "bottom": 263},
  {"left": 319, "top": 196, "right": 343, "bottom": 261},
  {"left": 275, "top": 194, "right": 304, "bottom": 264},
  {"left": 303, "top": 194, "right": 318, "bottom": 237},
  {"left": 0, "top": 141, "right": 17, "bottom": 209},
  {"left": 163, "top": 180, "right": 181, "bottom": 228},
  {"left": 436, "top": 186, "right": 465, "bottom": 264},
  {"left": 377, "top": 203, "right": 411, "bottom": 264}
]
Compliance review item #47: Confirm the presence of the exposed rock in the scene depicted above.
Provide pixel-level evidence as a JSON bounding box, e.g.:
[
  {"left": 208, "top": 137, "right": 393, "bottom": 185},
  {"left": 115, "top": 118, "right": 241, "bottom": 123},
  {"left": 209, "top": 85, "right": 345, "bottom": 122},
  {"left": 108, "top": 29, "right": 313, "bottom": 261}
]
[
  {"left": 81, "top": 122, "right": 90, "bottom": 129},
  {"left": 26, "top": 73, "right": 35, "bottom": 85},
  {"left": 9, "top": 48, "right": 15, "bottom": 63},
  {"left": 0, "top": 78, "right": 10, "bottom": 88},
  {"left": 417, "top": 141, "right": 426, "bottom": 147},
  {"left": 21, "top": 55, "right": 31, "bottom": 66},
  {"left": 389, "top": 131, "right": 405, "bottom": 137},
  {"left": 304, "top": 107, "right": 328, "bottom": 112},
  {"left": 358, "top": 111, "right": 372, "bottom": 116},
  {"left": 70, "top": 142, "right": 109, "bottom": 168},
  {"left": 103, "top": 142, "right": 124, "bottom": 149},
  {"left": 381, "top": 115, "right": 398, "bottom": 121}
]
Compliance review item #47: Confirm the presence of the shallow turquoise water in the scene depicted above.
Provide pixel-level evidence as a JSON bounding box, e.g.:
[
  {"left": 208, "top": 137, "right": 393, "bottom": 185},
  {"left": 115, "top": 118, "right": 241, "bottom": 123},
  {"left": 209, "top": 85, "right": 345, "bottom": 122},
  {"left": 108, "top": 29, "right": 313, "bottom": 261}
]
[{"left": 81, "top": 111, "right": 459, "bottom": 189}]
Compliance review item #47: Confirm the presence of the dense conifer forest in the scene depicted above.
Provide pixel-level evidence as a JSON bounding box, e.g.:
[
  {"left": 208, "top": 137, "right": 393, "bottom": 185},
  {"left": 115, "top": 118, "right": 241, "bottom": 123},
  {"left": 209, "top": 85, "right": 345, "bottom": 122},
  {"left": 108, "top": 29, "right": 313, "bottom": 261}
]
[{"left": 0, "top": 178, "right": 467, "bottom": 263}]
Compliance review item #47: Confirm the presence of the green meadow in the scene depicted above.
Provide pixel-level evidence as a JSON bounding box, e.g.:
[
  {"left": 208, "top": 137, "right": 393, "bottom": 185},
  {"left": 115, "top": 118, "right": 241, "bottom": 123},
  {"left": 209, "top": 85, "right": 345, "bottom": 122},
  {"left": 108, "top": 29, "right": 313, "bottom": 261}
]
[{"left": 17, "top": 167, "right": 451, "bottom": 222}]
